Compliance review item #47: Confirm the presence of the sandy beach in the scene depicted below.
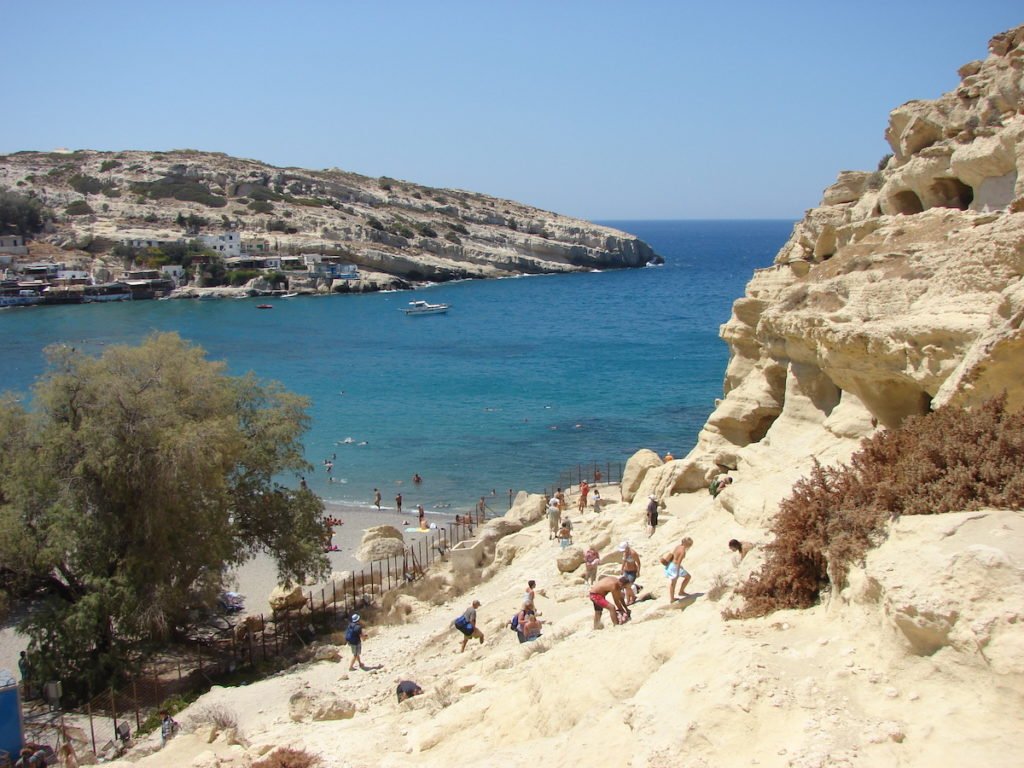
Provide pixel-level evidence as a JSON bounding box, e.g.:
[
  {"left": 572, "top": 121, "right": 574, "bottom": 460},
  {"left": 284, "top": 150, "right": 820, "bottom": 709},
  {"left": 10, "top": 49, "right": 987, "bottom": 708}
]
[{"left": 229, "top": 502, "right": 469, "bottom": 618}]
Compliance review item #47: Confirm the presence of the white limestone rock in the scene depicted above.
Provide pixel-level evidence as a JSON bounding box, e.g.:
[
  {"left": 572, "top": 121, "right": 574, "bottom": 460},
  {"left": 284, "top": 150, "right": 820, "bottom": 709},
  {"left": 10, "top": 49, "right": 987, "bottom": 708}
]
[
  {"left": 620, "top": 449, "right": 662, "bottom": 502},
  {"left": 861, "top": 510, "right": 1024, "bottom": 672},
  {"left": 356, "top": 525, "right": 406, "bottom": 561}
]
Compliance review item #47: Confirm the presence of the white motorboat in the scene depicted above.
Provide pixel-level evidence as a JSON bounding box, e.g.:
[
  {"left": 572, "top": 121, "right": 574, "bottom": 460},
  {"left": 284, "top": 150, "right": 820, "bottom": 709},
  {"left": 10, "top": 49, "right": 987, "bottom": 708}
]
[{"left": 402, "top": 300, "right": 450, "bottom": 315}]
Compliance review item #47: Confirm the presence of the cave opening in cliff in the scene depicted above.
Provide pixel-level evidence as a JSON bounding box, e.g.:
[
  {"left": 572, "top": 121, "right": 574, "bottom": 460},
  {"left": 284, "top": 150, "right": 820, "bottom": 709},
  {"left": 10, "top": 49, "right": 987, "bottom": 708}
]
[
  {"left": 930, "top": 178, "right": 974, "bottom": 210},
  {"left": 890, "top": 190, "right": 925, "bottom": 215}
]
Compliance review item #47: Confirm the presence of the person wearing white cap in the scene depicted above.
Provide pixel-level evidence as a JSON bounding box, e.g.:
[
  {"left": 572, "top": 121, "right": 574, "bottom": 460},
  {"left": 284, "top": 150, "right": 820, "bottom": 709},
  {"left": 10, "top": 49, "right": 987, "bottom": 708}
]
[{"left": 346, "top": 613, "right": 366, "bottom": 671}]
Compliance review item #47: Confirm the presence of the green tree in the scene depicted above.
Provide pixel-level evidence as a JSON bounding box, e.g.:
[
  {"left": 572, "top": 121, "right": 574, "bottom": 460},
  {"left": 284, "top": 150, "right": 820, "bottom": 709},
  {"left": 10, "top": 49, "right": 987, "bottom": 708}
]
[
  {"left": 0, "top": 188, "right": 49, "bottom": 235},
  {"left": 0, "top": 334, "right": 328, "bottom": 696}
]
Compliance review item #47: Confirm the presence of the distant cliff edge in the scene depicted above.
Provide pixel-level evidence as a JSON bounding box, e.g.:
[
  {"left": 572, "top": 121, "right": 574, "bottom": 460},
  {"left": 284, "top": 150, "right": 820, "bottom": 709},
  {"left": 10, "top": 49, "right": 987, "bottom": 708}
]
[{"left": 0, "top": 149, "right": 660, "bottom": 293}]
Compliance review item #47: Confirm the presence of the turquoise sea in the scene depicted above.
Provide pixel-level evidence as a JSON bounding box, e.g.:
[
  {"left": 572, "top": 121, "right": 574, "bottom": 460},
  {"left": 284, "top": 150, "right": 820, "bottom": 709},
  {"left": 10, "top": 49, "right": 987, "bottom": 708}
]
[{"left": 0, "top": 220, "right": 791, "bottom": 516}]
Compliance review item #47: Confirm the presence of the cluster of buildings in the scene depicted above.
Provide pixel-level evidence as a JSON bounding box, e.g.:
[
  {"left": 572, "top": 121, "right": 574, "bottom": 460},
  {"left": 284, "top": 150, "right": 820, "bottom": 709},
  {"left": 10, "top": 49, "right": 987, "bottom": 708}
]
[{"left": 0, "top": 231, "right": 360, "bottom": 307}]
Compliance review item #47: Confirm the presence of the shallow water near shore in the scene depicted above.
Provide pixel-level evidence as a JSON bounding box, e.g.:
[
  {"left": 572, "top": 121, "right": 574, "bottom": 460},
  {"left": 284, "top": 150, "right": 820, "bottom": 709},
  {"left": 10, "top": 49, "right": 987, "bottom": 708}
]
[{"left": 0, "top": 220, "right": 791, "bottom": 515}]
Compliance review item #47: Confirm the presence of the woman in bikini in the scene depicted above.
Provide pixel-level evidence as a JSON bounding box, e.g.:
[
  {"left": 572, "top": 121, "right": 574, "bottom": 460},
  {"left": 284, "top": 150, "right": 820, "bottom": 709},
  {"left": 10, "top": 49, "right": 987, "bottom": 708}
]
[{"left": 619, "top": 542, "right": 641, "bottom": 604}]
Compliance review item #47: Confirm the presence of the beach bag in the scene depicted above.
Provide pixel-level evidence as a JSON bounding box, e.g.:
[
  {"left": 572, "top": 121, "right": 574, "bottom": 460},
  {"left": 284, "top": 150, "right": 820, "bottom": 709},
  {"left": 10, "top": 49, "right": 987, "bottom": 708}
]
[
  {"left": 344, "top": 623, "right": 360, "bottom": 644},
  {"left": 659, "top": 552, "right": 673, "bottom": 566},
  {"left": 509, "top": 613, "right": 520, "bottom": 632},
  {"left": 453, "top": 615, "right": 471, "bottom": 632}
]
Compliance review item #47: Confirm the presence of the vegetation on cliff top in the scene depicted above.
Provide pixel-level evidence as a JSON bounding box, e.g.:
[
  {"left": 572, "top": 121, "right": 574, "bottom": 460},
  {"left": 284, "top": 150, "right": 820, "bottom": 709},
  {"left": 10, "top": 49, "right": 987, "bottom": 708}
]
[{"left": 729, "top": 395, "right": 1024, "bottom": 619}]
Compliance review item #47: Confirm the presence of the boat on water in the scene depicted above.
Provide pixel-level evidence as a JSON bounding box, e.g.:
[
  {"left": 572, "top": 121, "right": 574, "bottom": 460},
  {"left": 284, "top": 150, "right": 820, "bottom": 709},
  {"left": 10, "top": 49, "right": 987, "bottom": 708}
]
[
  {"left": 402, "top": 300, "right": 450, "bottom": 316},
  {"left": 0, "top": 289, "right": 43, "bottom": 308},
  {"left": 256, "top": 304, "right": 273, "bottom": 309},
  {"left": 82, "top": 282, "right": 133, "bottom": 303},
  {"left": 281, "top": 292, "right": 300, "bottom": 299}
]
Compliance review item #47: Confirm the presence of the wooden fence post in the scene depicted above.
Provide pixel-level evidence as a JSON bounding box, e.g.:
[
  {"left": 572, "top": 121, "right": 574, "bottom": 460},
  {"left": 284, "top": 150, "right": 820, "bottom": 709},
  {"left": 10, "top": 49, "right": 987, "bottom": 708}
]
[{"left": 88, "top": 701, "right": 97, "bottom": 756}]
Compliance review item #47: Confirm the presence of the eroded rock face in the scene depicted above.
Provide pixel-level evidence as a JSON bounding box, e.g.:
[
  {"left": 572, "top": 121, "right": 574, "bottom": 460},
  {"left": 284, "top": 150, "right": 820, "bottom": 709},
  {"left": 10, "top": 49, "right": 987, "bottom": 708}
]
[
  {"left": 677, "top": 25, "right": 1024, "bottom": 485},
  {"left": 854, "top": 510, "right": 1024, "bottom": 673}
]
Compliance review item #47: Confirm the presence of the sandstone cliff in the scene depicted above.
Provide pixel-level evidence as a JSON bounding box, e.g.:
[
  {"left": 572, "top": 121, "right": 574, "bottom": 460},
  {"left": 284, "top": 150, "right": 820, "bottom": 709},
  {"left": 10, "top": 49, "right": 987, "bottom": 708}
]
[
  {"left": 0, "top": 150, "right": 659, "bottom": 289},
  {"left": 633, "top": 24, "right": 1024, "bottom": 512}
]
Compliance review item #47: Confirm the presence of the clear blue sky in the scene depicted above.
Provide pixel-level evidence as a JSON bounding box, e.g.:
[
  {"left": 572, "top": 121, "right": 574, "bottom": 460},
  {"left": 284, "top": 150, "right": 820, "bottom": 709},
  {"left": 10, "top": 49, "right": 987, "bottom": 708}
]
[{"left": 2, "top": 1, "right": 1020, "bottom": 219}]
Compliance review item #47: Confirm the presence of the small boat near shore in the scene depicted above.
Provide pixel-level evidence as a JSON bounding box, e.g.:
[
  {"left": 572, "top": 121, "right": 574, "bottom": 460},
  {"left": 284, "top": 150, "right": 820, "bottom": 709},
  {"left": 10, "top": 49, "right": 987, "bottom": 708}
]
[
  {"left": 281, "top": 292, "right": 300, "bottom": 299},
  {"left": 402, "top": 300, "right": 450, "bottom": 316},
  {"left": 256, "top": 304, "right": 273, "bottom": 309}
]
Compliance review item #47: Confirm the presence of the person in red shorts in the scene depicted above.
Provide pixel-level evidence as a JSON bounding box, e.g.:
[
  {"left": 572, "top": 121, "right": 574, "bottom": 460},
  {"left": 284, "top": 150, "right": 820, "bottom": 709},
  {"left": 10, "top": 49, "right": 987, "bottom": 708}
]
[{"left": 589, "top": 574, "right": 630, "bottom": 629}]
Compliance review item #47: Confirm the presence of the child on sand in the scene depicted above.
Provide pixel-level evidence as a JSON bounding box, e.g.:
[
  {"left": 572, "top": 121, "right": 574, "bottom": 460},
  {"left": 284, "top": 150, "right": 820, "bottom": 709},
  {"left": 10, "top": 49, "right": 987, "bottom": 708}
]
[
  {"left": 584, "top": 546, "right": 601, "bottom": 584},
  {"left": 556, "top": 521, "right": 573, "bottom": 549}
]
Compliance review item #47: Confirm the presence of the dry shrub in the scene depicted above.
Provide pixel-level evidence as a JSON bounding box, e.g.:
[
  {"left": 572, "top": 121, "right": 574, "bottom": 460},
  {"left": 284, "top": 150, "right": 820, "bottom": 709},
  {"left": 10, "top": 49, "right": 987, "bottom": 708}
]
[
  {"left": 729, "top": 395, "right": 1024, "bottom": 619},
  {"left": 189, "top": 704, "right": 238, "bottom": 731},
  {"left": 253, "top": 747, "right": 322, "bottom": 768}
]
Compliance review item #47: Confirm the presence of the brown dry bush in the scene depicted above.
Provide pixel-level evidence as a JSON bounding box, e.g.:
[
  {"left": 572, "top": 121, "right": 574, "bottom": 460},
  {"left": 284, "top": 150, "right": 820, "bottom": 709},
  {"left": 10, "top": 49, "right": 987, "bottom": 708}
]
[
  {"left": 728, "top": 395, "right": 1024, "bottom": 619},
  {"left": 253, "top": 747, "right": 321, "bottom": 768}
]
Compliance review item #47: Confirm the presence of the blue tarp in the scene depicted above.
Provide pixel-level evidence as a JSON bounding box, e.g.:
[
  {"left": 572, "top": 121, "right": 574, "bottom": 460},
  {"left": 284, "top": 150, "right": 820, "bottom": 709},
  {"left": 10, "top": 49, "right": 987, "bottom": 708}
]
[{"left": 0, "top": 682, "right": 24, "bottom": 758}]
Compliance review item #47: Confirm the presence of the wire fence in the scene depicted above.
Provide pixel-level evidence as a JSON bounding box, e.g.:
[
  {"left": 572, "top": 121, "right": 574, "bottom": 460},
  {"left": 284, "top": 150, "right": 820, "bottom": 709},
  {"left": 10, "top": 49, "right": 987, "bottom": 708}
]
[
  {"left": 59, "top": 509, "right": 491, "bottom": 759},
  {"left": 38, "top": 461, "right": 625, "bottom": 759},
  {"left": 546, "top": 460, "right": 624, "bottom": 499}
]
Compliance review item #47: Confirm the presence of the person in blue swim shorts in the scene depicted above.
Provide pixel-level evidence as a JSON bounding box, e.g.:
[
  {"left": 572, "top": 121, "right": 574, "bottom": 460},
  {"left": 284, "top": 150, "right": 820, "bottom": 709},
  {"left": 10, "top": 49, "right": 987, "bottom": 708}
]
[{"left": 665, "top": 537, "right": 693, "bottom": 602}]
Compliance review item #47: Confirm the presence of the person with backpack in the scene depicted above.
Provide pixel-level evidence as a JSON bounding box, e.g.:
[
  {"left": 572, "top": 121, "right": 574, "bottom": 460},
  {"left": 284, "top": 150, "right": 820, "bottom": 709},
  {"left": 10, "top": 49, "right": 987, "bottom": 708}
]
[
  {"left": 453, "top": 600, "right": 484, "bottom": 652},
  {"left": 346, "top": 613, "right": 367, "bottom": 671}
]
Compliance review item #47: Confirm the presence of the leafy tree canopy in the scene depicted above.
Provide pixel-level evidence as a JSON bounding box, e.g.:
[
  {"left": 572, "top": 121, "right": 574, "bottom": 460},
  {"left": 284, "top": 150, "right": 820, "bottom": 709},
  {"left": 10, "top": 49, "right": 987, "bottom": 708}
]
[
  {"left": 0, "top": 333, "right": 328, "bottom": 693},
  {"left": 0, "top": 187, "right": 49, "bottom": 236}
]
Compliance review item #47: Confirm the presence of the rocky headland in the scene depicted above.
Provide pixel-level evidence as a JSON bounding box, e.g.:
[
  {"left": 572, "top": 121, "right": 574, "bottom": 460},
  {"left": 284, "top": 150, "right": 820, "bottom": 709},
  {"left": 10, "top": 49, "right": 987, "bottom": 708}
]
[
  {"left": 54, "top": 23, "right": 1024, "bottom": 768},
  {"left": 0, "top": 148, "right": 659, "bottom": 294}
]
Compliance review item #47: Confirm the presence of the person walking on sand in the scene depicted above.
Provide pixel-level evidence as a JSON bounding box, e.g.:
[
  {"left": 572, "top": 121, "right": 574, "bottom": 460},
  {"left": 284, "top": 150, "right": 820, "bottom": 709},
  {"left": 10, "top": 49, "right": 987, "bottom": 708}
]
[
  {"left": 556, "top": 520, "right": 573, "bottom": 548},
  {"left": 646, "top": 494, "right": 660, "bottom": 537},
  {"left": 589, "top": 574, "right": 630, "bottom": 628},
  {"left": 666, "top": 537, "right": 693, "bottom": 601},
  {"left": 395, "top": 493, "right": 403, "bottom": 514},
  {"left": 346, "top": 613, "right": 367, "bottom": 670},
  {"left": 584, "top": 545, "right": 601, "bottom": 584},
  {"left": 454, "top": 600, "right": 484, "bottom": 652},
  {"left": 523, "top": 579, "right": 537, "bottom": 610},
  {"left": 476, "top": 496, "right": 490, "bottom": 520},
  {"left": 159, "top": 710, "right": 179, "bottom": 747},
  {"left": 373, "top": 488, "right": 382, "bottom": 510},
  {"left": 592, "top": 486, "right": 601, "bottom": 513},
  {"left": 417, "top": 504, "right": 427, "bottom": 530},
  {"left": 547, "top": 494, "right": 561, "bottom": 540},
  {"left": 619, "top": 541, "right": 641, "bottom": 603}
]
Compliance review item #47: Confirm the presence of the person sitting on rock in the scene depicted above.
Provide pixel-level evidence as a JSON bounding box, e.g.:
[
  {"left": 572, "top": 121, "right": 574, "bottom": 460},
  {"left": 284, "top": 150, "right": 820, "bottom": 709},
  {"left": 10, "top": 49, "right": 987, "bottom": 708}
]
[
  {"left": 709, "top": 474, "right": 733, "bottom": 497},
  {"left": 516, "top": 607, "right": 543, "bottom": 642}
]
